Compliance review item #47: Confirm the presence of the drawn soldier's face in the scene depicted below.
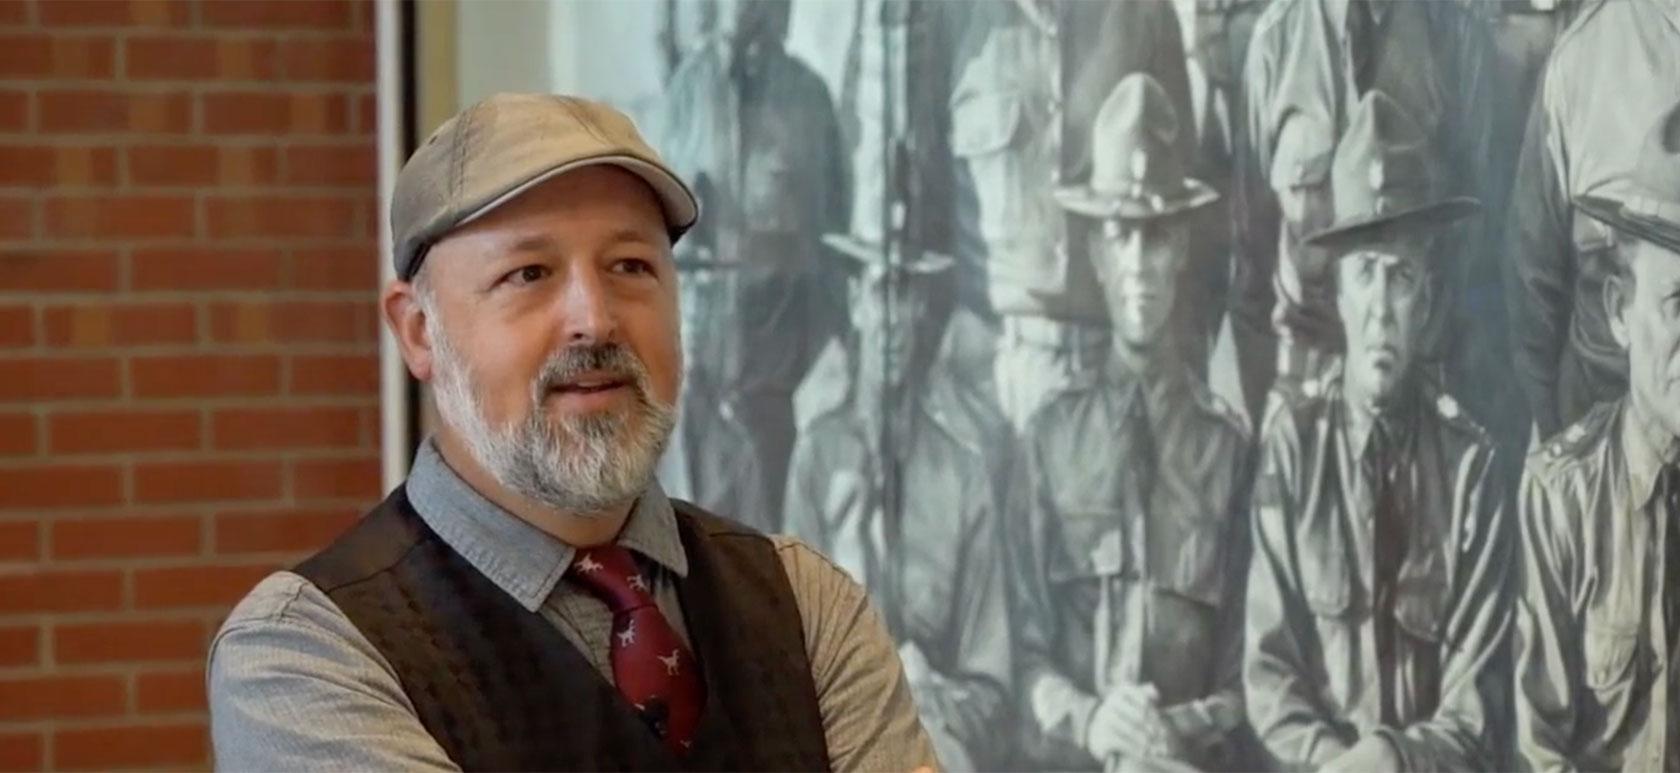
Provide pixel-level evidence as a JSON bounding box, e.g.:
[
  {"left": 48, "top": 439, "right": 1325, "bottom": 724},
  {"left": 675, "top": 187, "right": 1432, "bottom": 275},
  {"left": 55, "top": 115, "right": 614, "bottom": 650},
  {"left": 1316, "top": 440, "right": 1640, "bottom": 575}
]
[
  {"left": 848, "top": 264, "right": 938, "bottom": 390},
  {"left": 1335, "top": 236, "right": 1434, "bottom": 405},
  {"left": 1090, "top": 217, "right": 1189, "bottom": 349},
  {"left": 1608, "top": 239, "right": 1680, "bottom": 438}
]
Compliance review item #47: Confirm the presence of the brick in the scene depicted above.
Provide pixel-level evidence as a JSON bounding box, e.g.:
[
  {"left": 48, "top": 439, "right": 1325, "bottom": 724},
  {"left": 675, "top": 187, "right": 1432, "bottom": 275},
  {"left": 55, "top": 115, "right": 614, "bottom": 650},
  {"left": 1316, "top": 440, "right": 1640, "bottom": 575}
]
[
  {"left": 0, "top": 89, "right": 25, "bottom": 131},
  {"left": 289, "top": 245, "right": 377, "bottom": 290},
  {"left": 0, "top": 521, "right": 35, "bottom": 561},
  {"left": 293, "top": 456, "right": 380, "bottom": 499},
  {"left": 50, "top": 409, "right": 199, "bottom": 454},
  {"left": 127, "top": 35, "right": 278, "bottom": 80},
  {"left": 0, "top": 412, "right": 34, "bottom": 455},
  {"left": 53, "top": 723, "right": 206, "bottom": 770},
  {"left": 0, "top": 675, "right": 124, "bottom": 721},
  {"left": 0, "top": 249, "right": 119, "bottom": 292},
  {"left": 0, "top": 626, "right": 36, "bottom": 667},
  {"left": 131, "top": 354, "right": 281, "bottom": 398},
  {"left": 52, "top": 513, "right": 201, "bottom": 558},
  {"left": 136, "top": 668, "right": 207, "bottom": 713},
  {"left": 290, "top": 353, "right": 378, "bottom": 395},
  {"left": 0, "top": 731, "right": 40, "bottom": 773},
  {"left": 44, "top": 195, "right": 195, "bottom": 238},
  {"left": 280, "top": 37, "right": 373, "bottom": 82},
  {"left": 0, "top": 34, "right": 116, "bottom": 78},
  {"left": 53, "top": 618, "right": 205, "bottom": 664},
  {"left": 213, "top": 406, "right": 362, "bottom": 450},
  {"left": 134, "top": 460, "right": 283, "bottom": 504},
  {"left": 0, "top": 1, "right": 27, "bottom": 25},
  {"left": 202, "top": 91, "right": 349, "bottom": 135},
  {"left": 0, "top": 307, "right": 31, "bottom": 348},
  {"left": 0, "top": 569, "right": 123, "bottom": 613},
  {"left": 206, "top": 195, "right": 361, "bottom": 238},
  {"left": 202, "top": 0, "right": 352, "bottom": 29},
  {"left": 0, "top": 196, "right": 32, "bottom": 239},
  {"left": 354, "top": 90, "right": 376, "bottom": 134},
  {"left": 0, "top": 145, "right": 119, "bottom": 186},
  {"left": 39, "top": 0, "right": 190, "bottom": 27},
  {"left": 129, "top": 144, "right": 278, "bottom": 186},
  {"left": 0, "top": 464, "right": 123, "bottom": 509},
  {"left": 215, "top": 506, "right": 358, "bottom": 553},
  {"left": 283, "top": 143, "right": 375, "bottom": 185},
  {"left": 131, "top": 246, "right": 283, "bottom": 290},
  {"left": 43, "top": 302, "right": 197, "bottom": 348},
  {"left": 39, "top": 90, "right": 191, "bottom": 133},
  {"left": 210, "top": 300, "right": 374, "bottom": 344},
  {"left": 133, "top": 562, "right": 275, "bottom": 609},
  {"left": 0, "top": 358, "right": 121, "bottom": 402}
]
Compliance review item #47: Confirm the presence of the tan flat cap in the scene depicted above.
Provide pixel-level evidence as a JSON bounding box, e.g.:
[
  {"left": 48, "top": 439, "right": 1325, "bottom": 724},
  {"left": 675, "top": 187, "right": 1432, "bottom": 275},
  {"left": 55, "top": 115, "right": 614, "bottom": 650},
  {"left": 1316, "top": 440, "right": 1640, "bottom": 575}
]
[{"left": 390, "top": 93, "right": 699, "bottom": 281}]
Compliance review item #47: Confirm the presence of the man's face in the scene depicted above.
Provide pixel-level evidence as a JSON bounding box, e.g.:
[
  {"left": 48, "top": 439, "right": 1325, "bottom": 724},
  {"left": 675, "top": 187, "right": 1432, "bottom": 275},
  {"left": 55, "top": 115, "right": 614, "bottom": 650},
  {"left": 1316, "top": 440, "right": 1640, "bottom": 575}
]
[
  {"left": 1336, "top": 235, "right": 1434, "bottom": 407},
  {"left": 1091, "top": 217, "right": 1187, "bottom": 349},
  {"left": 1609, "top": 239, "right": 1680, "bottom": 440},
  {"left": 414, "top": 166, "right": 682, "bottom": 513},
  {"left": 848, "top": 264, "right": 937, "bottom": 391}
]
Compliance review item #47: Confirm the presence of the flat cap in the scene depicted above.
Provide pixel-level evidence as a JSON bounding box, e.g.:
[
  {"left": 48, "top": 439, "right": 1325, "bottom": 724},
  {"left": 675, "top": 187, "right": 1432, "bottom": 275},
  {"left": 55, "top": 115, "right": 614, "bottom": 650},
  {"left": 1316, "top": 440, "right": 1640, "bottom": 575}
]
[{"left": 390, "top": 93, "right": 699, "bottom": 281}]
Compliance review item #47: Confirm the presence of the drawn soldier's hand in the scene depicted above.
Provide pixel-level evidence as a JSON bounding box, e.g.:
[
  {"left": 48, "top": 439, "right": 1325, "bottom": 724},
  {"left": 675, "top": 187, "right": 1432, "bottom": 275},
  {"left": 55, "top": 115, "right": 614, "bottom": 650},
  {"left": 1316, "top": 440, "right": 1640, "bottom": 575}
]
[{"left": 1085, "top": 684, "right": 1187, "bottom": 763}]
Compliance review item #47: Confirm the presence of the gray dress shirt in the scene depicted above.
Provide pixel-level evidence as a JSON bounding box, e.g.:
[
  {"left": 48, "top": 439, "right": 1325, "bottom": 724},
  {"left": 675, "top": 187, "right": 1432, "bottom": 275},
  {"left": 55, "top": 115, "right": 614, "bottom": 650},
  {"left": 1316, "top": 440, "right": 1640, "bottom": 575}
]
[{"left": 207, "top": 441, "right": 936, "bottom": 771}]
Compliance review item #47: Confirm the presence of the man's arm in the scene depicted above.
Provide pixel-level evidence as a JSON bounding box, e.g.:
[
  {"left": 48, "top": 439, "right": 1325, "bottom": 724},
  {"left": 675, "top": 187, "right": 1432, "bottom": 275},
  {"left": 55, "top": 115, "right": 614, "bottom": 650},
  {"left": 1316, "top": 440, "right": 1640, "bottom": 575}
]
[
  {"left": 772, "top": 536, "right": 939, "bottom": 772},
  {"left": 1369, "top": 445, "right": 1515, "bottom": 772},
  {"left": 1512, "top": 463, "right": 1587, "bottom": 771},
  {"left": 207, "top": 572, "right": 460, "bottom": 772},
  {"left": 1243, "top": 420, "right": 1356, "bottom": 769},
  {"left": 1504, "top": 72, "right": 1573, "bottom": 436}
]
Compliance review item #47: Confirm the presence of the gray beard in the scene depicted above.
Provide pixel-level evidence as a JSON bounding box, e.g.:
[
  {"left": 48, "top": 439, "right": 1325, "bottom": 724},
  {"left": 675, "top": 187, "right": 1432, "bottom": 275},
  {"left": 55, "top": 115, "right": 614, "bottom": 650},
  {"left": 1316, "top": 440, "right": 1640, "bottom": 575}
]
[{"left": 429, "top": 325, "right": 675, "bottom": 516}]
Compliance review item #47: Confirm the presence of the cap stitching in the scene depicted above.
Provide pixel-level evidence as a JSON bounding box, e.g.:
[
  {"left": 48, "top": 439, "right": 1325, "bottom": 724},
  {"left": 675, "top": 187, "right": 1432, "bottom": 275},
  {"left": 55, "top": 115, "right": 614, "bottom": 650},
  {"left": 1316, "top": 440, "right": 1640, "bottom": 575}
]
[{"left": 552, "top": 94, "right": 614, "bottom": 147}]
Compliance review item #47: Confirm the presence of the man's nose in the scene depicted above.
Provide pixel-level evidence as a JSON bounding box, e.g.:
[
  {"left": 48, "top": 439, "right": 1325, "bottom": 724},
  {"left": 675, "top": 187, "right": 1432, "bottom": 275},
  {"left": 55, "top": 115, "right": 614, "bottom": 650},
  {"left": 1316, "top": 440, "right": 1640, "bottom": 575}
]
[{"left": 557, "top": 266, "right": 618, "bottom": 345}]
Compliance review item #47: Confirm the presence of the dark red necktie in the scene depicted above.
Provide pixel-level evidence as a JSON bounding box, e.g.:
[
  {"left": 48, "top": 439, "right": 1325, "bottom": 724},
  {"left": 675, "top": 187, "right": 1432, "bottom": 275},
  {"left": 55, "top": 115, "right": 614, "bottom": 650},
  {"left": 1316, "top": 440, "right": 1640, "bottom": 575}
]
[{"left": 568, "top": 546, "right": 705, "bottom": 753}]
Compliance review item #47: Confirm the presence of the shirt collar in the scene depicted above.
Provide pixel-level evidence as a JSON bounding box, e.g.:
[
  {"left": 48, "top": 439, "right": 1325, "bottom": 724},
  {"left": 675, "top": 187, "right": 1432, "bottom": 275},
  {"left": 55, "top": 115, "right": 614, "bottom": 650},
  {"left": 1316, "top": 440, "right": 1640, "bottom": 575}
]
[
  {"left": 1622, "top": 398, "right": 1680, "bottom": 509},
  {"left": 405, "top": 439, "right": 689, "bottom": 613}
]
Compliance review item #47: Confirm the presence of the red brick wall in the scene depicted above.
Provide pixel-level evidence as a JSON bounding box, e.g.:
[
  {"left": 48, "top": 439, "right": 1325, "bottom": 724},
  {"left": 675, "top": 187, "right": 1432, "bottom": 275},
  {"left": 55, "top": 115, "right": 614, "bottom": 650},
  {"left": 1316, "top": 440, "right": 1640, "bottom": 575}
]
[{"left": 0, "top": 1, "right": 383, "bottom": 769}]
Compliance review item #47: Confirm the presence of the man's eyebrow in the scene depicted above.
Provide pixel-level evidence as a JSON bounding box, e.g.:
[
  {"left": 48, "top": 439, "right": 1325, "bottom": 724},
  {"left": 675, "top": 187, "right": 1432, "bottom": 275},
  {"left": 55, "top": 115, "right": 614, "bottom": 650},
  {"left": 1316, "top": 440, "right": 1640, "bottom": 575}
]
[{"left": 603, "top": 228, "right": 662, "bottom": 248}]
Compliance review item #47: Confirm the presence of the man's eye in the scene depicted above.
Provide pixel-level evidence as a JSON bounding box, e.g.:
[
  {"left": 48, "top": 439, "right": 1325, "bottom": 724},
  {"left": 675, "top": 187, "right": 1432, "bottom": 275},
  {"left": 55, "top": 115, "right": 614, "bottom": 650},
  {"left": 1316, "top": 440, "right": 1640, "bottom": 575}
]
[
  {"left": 612, "top": 258, "right": 655, "bottom": 276},
  {"left": 505, "top": 265, "right": 551, "bottom": 285}
]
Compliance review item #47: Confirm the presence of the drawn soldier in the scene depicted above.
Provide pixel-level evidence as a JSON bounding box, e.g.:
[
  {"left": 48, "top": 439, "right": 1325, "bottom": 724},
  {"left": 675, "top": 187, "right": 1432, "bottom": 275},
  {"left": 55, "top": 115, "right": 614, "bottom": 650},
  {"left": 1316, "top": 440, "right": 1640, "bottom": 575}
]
[
  {"left": 650, "top": 0, "right": 850, "bottom": 522},
  {"left": 1244, "top": 92, "right": 1512, "bottom": 772},
  {"left": 783, "top": 238, "right": 1012, "bottom": 771},
  {"left": 1506, "top": 0, "right": 1680, "bottom": 437},
  {"left": 1008, "top": 73, "right": 1251, "bottom": 772},
  {"left": 1514, "top": 101, "right": 1680, "bottom": 772}
]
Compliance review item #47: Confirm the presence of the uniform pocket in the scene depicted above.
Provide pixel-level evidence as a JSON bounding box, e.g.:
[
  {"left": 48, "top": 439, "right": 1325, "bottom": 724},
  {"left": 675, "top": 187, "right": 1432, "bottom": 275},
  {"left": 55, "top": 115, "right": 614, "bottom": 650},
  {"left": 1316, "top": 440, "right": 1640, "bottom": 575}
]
[{"left": 1582, "top": 622, "right": 1639, "bottom": 691}]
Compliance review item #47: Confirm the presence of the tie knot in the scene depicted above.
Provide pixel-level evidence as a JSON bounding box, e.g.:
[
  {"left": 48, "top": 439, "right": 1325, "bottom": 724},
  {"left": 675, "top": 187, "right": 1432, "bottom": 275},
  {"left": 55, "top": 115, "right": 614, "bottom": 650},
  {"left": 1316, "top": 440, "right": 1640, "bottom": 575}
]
[{"left": 568, "top": 545, "right": 656, "bottom": 614}]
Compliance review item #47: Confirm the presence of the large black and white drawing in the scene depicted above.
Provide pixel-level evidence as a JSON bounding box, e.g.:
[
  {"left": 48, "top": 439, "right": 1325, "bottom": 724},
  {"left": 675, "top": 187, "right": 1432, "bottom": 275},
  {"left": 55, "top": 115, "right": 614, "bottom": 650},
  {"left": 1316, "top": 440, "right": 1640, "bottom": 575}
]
[{"left": 533, "top": 0, "right": 1680, "bottom": 769}]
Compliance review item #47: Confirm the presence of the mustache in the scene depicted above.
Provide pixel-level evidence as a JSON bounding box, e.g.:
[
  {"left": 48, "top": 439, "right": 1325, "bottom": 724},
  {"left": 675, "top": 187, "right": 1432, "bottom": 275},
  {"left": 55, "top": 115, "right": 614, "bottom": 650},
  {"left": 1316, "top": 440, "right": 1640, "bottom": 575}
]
[{"left": 533, "top": 343, "right": 654, "bottom": 402}]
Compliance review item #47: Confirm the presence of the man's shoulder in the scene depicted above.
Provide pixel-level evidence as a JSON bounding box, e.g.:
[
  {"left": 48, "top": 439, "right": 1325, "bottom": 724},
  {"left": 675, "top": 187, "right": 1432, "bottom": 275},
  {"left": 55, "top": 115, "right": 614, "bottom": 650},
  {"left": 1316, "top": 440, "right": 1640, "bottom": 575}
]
[
  {"left": 1525, "top": 399, "right": 1619, "bottom": 488},
  {"left": 1426, "top": 389, "right": 1500, "bottom": 460},
  {"left": 1549, "top": 0, "right": 1625, "bottom": 60},
  {"left": 210, "top": 570, "right": 380, "bottom": 687}
]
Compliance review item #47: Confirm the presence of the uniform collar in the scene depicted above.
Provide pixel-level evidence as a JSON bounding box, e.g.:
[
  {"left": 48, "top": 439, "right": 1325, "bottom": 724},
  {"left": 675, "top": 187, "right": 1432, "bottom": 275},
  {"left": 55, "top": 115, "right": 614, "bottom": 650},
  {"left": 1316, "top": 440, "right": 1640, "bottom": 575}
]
[
  {"left": 406, "top": 439, "right": 689, "bottom": 613},
  {"left": 1103, "top": 353, "right": 1196, "bottom": 413},
  {"left": 1622, "top": 398, "right": 1680, "bottom": 509}
]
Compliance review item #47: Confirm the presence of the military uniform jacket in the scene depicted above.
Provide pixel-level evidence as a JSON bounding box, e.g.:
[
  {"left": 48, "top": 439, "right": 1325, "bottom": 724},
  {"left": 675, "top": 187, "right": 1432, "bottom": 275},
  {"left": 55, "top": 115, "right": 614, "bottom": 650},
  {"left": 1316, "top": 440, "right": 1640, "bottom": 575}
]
[
  {"left": 1505, "top": 0, "right": 1680, "bottom": 436},
  {"left": 783, "top": 381, "right": 1012, "bottom": 769},
  {"left": 1007, "top": 359, "right": 1251, "bottom": 770},
  {"left": 1245, "top": 369, "right": 1512, "bottom": 771},
  {"left": 1515, "top": 398, "right": 1680, "bottom": 772},
  {"left": 657, "top": 376, "right": 773, "bottom": 534}
]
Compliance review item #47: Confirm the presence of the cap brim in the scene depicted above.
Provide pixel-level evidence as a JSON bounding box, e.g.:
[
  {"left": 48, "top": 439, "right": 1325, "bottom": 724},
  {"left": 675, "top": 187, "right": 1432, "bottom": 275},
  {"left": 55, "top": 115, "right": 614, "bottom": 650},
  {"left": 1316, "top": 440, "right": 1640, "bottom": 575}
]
[
  {"left": 1577, "top": 195, "right": 1680, "bottom": 256},
  {"left": 1052, "top": 179, "right": 1220, "bottom": 220},
  {"left": 458, "top": 153, "right": 700, "bottom": 238},
  {"left": 821, "top": 233, "right": 956, "bottom": 274},
  {"left": 1304, "top": 197, "right": 1481, "bottom": 250}
]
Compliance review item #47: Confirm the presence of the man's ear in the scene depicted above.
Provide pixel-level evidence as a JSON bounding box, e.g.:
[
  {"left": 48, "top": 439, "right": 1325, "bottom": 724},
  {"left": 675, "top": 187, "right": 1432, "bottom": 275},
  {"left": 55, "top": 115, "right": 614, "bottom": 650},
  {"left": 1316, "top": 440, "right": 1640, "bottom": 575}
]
[
  {"left": 383, "top": 280, "right": 436, "bottom": 383},
  {"left": 1604, "top": 261, "right": 1633, "bottom": 351}
]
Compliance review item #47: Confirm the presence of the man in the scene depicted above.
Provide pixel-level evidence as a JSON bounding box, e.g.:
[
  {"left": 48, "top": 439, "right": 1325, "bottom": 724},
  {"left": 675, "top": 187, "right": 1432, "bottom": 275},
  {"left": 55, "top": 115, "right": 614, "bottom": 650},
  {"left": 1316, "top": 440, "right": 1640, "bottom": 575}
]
[
  {"left": 950, "top": 0, "right": 1195, "bottom": 436},
  {"left": 1506, "top": 0, "right": 1680, "bottom": 437},
  {"left": 207, "top": 94, "right": 935, "bottom": 771},
  {"left": 1244, "top": 92, "right": 1512, "bottom": 772},
  {"left": 1233, "top": 0, "right": 1492, "bottom": 432},
  {"left": 784, "top": 230, "right": 1011, "bottom": 771},
  {"left": 1008, "top": 73, "right": 1251, "bottom": 772},
  {"left": 655, "top": 231, "right": 771, "bottom": 532},
  {"left": 1514, "top": 101, "right": 1680, "bottom": 772},
  {"left": 651, "top": 0, "right": 849, "bottom": 520}
]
